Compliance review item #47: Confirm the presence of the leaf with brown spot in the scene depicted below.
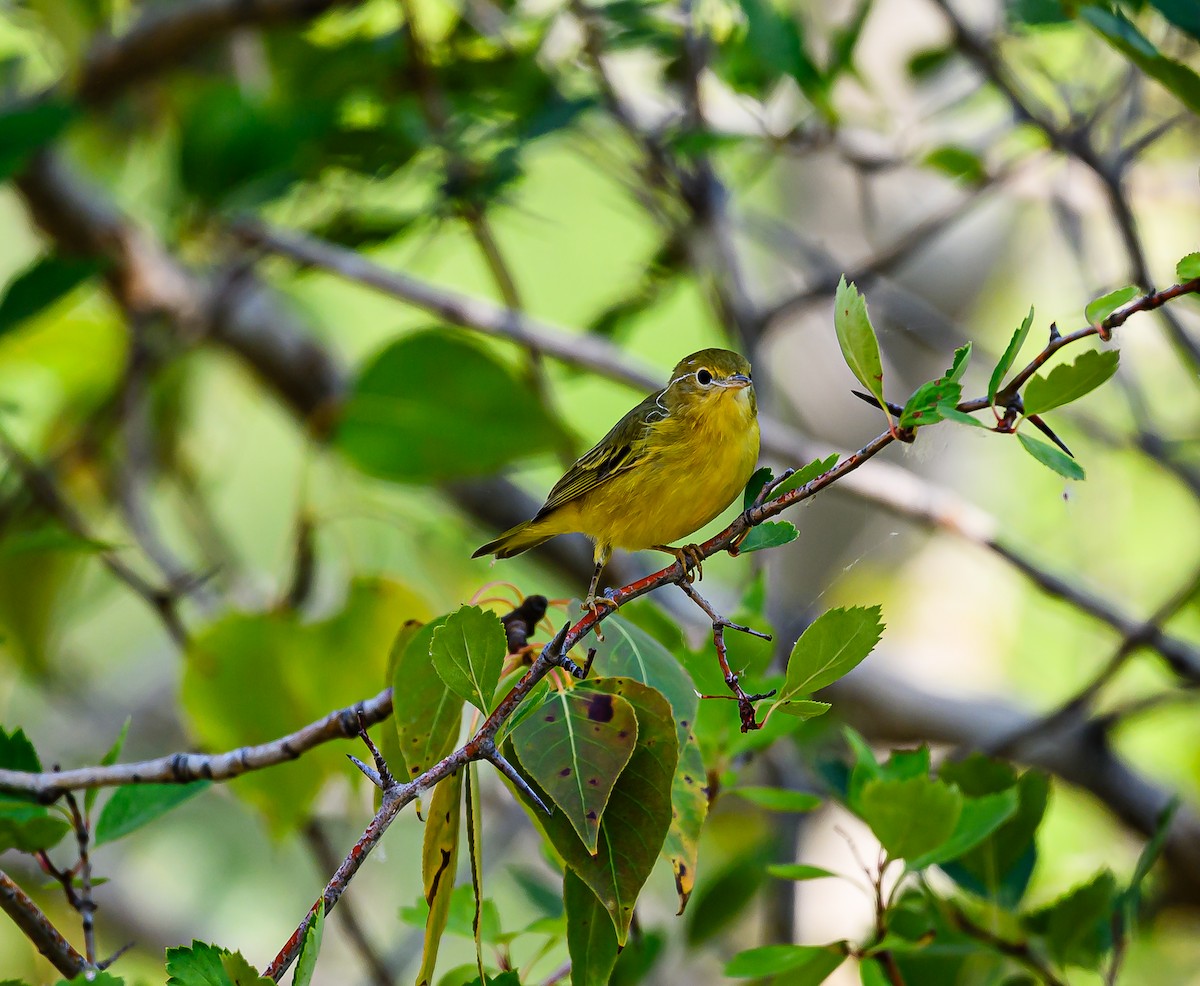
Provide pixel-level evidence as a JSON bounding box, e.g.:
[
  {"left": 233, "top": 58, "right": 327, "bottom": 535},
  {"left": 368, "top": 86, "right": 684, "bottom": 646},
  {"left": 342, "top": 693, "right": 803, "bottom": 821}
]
[
  {"left": 511, "top": 687, "right": 638, "bottom": 853},
  {"left": 589, "top": 615, "right": 707, "bottom": 913},
  {"left": 416, "top": 769, "right": 463, "bottom": 986},
  {"left": 664, "top": 733, "right": 708, "bottom": 913},
  {"left": 510, "top": 678, "right": 678, "bottom": 944}
]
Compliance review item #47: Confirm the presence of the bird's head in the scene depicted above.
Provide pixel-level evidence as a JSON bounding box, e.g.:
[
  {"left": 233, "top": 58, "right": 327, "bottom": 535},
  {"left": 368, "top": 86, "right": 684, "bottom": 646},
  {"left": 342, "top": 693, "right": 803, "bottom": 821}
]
[{"left": 665, "top": 349, "right": 757, "bottom": 417}]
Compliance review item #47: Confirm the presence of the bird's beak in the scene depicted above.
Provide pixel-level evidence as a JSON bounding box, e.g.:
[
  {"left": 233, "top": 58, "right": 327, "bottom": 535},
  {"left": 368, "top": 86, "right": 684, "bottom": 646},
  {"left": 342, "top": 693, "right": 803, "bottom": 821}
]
[{"left": 722, "top": 373, "right": 752, "bottom": 389}]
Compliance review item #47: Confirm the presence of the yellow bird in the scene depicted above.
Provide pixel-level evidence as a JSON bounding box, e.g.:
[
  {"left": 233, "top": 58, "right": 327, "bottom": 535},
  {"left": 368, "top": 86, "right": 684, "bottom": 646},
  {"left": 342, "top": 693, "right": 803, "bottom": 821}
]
[{"left": 473, "top": 348, "right": 761, "bottom": 613}]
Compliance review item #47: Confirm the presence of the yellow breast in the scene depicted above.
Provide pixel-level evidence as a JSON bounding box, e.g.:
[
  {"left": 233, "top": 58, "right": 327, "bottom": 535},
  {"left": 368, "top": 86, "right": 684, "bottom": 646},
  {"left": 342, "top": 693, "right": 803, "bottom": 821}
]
[{"left": 571, "top": 387, "right": 760, "bottom": 551}]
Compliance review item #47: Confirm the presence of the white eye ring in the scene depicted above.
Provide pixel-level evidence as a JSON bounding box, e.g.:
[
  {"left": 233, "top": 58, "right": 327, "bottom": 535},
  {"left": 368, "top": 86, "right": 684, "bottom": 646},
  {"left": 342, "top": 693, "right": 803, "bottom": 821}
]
[{"left": 696, "top": 369, "right": 713, "bottom": 385}]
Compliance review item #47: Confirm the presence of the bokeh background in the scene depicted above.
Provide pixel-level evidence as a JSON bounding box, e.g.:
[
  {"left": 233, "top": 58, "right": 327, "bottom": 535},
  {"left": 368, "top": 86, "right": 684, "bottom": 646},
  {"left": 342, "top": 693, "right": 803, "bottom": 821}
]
[{"left": 1, "top": 0, "right": 1199, "bottom": 982}]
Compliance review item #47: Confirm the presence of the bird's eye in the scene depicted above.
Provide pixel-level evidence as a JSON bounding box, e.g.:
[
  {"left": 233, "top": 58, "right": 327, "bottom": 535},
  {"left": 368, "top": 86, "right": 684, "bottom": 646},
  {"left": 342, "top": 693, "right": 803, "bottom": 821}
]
[{"left": 696, "top": 369, "right": 713, "bottom": 385}]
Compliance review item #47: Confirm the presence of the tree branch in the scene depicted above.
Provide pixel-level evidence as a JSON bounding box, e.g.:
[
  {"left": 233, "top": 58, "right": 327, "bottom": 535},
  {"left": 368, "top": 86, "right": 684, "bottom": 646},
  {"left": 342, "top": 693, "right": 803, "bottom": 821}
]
[
  {"left": 0, "top": 690, "right": 393, "bottom": 800},
  {"left": 0, "top": 869, "right": 88, "bottom": 979}
]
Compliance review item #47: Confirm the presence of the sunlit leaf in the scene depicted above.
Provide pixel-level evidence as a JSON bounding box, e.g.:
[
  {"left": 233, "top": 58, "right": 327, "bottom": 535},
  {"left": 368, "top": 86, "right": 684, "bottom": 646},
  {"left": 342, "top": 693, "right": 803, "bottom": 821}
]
[
  {"left": 834, "top": 277, "right": 886, "bottom": 411},
  {"left": 1017, "top": 432, "right": 1085, "bottom": 481},
  {"left": 430, "top": 605, "right": 507, "bottom": 714},
  {"left": 737, "top": 520, "right": 798, "bottom": 553},
  {"left": 922, "top": 145, "right": 986, "bottom": 185},
  {"left": 1084, "top": 285, "right": 1139, "bottom": 326},
  {"left": 990, "top": 307, "right": 1035, "bottom": 403},
  {"left": 859, "top": 775, "right": 962, "bottom": 861},
  {"left": 511, "top": 687, "right": 638, "bottom": 853},
  {"left": 771, "top": 606, "right": 884, "bottom": 715},
  {"left": 1023, "top": 349, "right": 1119, "bottom": 415},
  {"left": 220, "top": 951, "right": 273, "bottom": 985},
  {"left": 1176, "top": 252, "right": 1200, "bottom": 280},
  {"left": 767, "top": 454, "right": 839, "bottom": 502}
]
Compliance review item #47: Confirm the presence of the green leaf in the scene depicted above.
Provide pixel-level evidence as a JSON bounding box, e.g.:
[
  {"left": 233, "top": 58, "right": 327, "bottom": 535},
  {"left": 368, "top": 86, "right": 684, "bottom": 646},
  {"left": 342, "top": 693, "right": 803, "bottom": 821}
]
[
  {"left": 725, "top": 943, "right": 847, "bottom": 979},
  {"left": 718, "top": 0, "right": 828, "bottom": 111},
  {"left": 665, "top": 735, "right": 708, "bottom": 912},
  {"left": 941, "top": 768, "right": 1048, "bottom": 907},
  {"left": 511, "top": 678, "right": 677, "bottom": 945},
  {"left": 219, "top": 952, "right": 273, "bottom": 985},
  {"left": 1084, "top": 285, "right": 1139, "bottom": 326},
  {"left": 772, "top": 698, "right": 832, "bottom": 719},
  {"left": 732, "top": 787, "right": 822, "bottom": 812},
  {"left": 1024, "top": 347, "right": 1119, "bottom": 415},
  {"left": 0, "top": 803, "right": 70, "bottom": 853},
  {"left": 859, "top": 775, "right": 962, "bottom": 860},
  {"left": 1082, "top": 6, "right": 1200, "bottom": 114},
  {"left": 0, "top": 525, "right": 113, "bottom": 560},
  {"left": 510, "top": 687, "right": 639, "bottom": 853},
  {"left": 742, "top": 466, "right": 774, "bottom": 510},
  {"left": 767, "top": 863, "right": 838, "bottom": 881},
  {"left": 0, "top": 726, "right": 42, "bottom": 778},
  {"left": 430, "top": 605, "right": 507, "bottom": 714},
  {"left": 767, "top": 454, "right": 839, "bottom": 502},
  {"left": 909, "top": 789, "right": 1019, "bottom": 868},
  {"left": 990, "top": 307, "right": 1035, "bottom": 403},
  {"left": 292, "top": 904, "right": 325, "bottom": 986},
  {"left": 834, "top": 277, "right": 886, "bottom": 410},
  {"left": 0, "top": 255, "right": 105, "bottom": 339},
  {"left": 94, "top": 781, "right": 210, "bottom": 846},
  {"left": 899, "top": 344, "right": 971, "bottom": 430},
  {"left": 772, "top": 606, "right": 884, "bottom": 711},
  {"left": 859, "top": 958, "right": 891, "bottom": 986},
  {"left": 54, "top": 974, "right": 125, "bottom": 986},
  {"left": 1024, "top": 870, "right": 1118, "bottom": 968},
  {"left": 944, "top": 342, "right": 972, "bottom": 383},
  {"left": 565, "top": 868, "right": 619, "bottom": 986},
  {"left": 392, "top": 617, "right": 465, "bottom": 788},
  {"left": 417, "top": 771, "right": 463, "bottom": 986},
  {"left": 922, "top": 145, "right": 986, "bottom": 185},
  {"left": 85, "top": 718, "right": 129, "bottom": 814},
  {"left": 166, "top": 941, "right": 235, "bottom": 985},
  {"left": 336, "top": 330, "right": 565, "bottom": 483},
  {"left": 1176, "top": 252, "right": 1200, "bottom": 280},
  {"left": 0, "top": 100, "right": 76, "bottom": 183},
  {"left": 899, "top": 379, "right": 961, "bottom": 430},
  {"left": 737, "top": 520, "right": 798, "bottom": 553},
  {"left": 1017, "top": 432, "right": 1085, "bottom": 481}
]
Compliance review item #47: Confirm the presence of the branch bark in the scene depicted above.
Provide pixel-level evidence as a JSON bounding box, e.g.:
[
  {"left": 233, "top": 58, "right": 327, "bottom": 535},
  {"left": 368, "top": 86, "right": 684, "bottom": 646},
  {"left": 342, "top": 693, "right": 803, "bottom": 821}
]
[{"left": 0, "top": 869, "right": 88, "bottom": 979}]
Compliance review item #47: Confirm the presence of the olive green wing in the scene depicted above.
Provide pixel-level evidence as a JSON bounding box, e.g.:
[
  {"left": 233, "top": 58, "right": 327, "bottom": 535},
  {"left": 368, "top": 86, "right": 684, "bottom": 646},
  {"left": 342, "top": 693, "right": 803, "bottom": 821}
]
[{"left": 534, "top": 389, "right": 664, "bottom": 518}]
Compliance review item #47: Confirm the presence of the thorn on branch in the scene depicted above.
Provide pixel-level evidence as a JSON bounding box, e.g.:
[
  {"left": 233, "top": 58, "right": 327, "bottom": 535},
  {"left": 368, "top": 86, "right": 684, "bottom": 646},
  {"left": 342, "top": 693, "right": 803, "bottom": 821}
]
[
  {"left": 544, "top": 619, "right": 585, "bottom": 679},
  {"left": 354, "top": 712, "right": 395, "bottom": 790},
  {"left": 480, "top": 744, "right": 551, "bottom": 815},
  {"left": 346, "top": 755, "right": 384, "bottom": 790}
]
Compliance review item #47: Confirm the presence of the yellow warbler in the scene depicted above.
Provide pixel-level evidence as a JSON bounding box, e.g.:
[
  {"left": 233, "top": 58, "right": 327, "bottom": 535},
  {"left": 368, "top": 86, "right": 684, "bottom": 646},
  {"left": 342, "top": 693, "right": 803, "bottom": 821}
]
[{"left": 473, "top": 349, "right": 760, "bottom": 612}]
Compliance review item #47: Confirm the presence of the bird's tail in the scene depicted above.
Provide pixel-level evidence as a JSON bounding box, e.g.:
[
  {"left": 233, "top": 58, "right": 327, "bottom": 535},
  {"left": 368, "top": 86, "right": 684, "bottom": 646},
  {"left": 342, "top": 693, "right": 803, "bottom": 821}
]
[{"left": 472, "top": 518, "right": 556, "bottom": 560}]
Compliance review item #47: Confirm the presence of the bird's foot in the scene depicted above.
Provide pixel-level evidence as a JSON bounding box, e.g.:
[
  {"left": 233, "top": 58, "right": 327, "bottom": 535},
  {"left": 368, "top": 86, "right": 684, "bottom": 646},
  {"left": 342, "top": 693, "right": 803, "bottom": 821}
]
[
  {"left": 655, "top": 543, "right": 705, "bottom": 583},
  {"left": 582, "top": 593, "right": 618, "bottom": 640}
]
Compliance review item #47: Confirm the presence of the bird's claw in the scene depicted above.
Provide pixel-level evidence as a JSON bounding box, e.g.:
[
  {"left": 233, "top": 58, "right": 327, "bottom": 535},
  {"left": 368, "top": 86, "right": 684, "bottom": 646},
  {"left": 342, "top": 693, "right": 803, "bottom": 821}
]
[
  {"left": 657, "top": 543, "right": 704, "bottom": 583},
  {"left": 582, "top": 594, "right": 618, "bottom": 640}
]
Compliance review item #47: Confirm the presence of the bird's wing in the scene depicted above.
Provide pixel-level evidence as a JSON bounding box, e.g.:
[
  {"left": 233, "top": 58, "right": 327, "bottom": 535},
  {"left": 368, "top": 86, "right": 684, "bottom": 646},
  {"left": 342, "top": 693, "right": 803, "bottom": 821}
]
[{"left": 535, "top": 390, "right": 664, "bottom": 517}]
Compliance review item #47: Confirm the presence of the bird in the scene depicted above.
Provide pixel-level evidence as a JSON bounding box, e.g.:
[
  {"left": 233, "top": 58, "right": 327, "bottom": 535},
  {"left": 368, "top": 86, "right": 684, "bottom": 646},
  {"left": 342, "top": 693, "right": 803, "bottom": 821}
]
[{"left": 473, "top": 348, "right": 760, "bottom": 617}]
